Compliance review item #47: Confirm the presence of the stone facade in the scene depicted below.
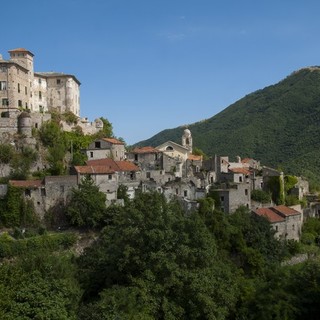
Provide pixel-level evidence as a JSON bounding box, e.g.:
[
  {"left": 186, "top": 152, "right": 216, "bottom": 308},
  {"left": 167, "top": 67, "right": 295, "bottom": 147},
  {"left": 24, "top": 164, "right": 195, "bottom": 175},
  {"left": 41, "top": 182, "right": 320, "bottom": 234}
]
[
  {"left": 86, "top": 138, "right": 126, "bottom": 161},
  {"left": 0, "top": 48, "right": 80, "bottom": 115}
]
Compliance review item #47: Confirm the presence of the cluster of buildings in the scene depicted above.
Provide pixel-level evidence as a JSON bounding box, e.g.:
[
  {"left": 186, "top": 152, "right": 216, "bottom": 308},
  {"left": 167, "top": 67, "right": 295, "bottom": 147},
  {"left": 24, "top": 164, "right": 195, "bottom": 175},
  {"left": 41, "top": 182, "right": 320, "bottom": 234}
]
[
  {"left": 1, "top": 48, "right": 318, "bottom": 242},
  {"left": 6, "top": 128, "right": 316, "bottom": 241}
]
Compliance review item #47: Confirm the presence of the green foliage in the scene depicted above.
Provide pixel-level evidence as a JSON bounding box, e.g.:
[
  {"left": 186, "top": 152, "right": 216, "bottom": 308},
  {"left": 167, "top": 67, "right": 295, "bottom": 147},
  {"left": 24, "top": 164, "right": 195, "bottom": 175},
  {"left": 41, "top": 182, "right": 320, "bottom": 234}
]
[
  {"left": 192, "top": 147, "right": 207, "bottom": 159},
  {"left": 0, "top": 250, "right": 80, "bottom": 319},
  {"left": 117, "top": 184, "right": 130, "bottom": 204},
  {"left": 251, "top": 189, "right": 271, "bottom": 203},
  {"left": 225, "top": 206, "right": 284, "bottom": 275},
  {"left": 284, "top": 175, "right": 298, "bottom": 193},
  {"left": 0, "top": 185, "right": 39, "bottom": 228},
  {"left": 207, "top": 187, "right": 221, "bottom": 209},
  {"left": 285, "top": 194, "right": 300, "bottom": 206},
  {"left": 266, "top": 176, "right": 285, "bottom": 205},
  {"left": 77, "top": 192, "right": 240, "bottom": 319},
  {"left": 62, "top": 111, "right": 78, "bottom": 125},
  {"left": 0, "top": 232, "right": 77, "bottom": 258},
  {"left": 93, "top": 117, "right": 113, "bottom": 138},
  {"left": 39, "top": 121, "right": 63, "bottom": 147},
  {"left": 10, "top": 147, "right": 38, "bottom": 180},
  {"left": 67, "top": 175, "right": 106, "bottom": 228},
  {"left": 0, "top": 144, "right": 14, "bottom": 174}
]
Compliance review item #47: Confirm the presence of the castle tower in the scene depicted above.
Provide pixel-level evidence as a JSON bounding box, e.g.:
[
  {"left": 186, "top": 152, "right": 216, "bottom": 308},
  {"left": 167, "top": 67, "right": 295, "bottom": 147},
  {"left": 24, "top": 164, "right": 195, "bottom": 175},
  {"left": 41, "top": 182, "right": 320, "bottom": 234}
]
[
  {"left": 8, "top": 48, "right": 34, "bottom": 74},
  {"left": 18, "top": 111, "right": 32, "bottom": 138},
  {"left": 182, "top": 128, "right": 193, "bottom": 152}
]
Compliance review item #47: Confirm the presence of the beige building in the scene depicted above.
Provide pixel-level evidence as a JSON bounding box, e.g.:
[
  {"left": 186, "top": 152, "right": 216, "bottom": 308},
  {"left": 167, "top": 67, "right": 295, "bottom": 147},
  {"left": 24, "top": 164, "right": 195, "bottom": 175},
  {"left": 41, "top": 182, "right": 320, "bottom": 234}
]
[{"left": 0, "top": 48, "right": 80, "bottom": 116}]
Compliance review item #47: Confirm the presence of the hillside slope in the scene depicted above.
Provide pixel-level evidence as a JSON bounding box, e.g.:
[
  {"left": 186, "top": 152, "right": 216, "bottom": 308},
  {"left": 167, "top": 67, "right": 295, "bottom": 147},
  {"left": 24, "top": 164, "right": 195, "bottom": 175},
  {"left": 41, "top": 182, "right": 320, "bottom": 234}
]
[{"left": 136, "top": 67, "right": 320, "bottom": 184}]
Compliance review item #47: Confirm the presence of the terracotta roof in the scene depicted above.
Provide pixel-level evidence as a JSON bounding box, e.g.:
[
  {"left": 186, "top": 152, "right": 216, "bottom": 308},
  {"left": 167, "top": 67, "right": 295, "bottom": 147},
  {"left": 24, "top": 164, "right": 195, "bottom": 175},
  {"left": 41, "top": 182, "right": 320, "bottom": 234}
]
[
  {"left": 131, "top": 146, "right": 160, "bottom": 154},
  {"left": 74, "top": 166, "right": 115, "bottom": 174},
  {"left": 254, "top": 207, "right": 285, "bottom": 223},
  {"left": 116, "top": 161, "right": 140, "bottom": 172},
  {"left": 8, "top": 48, "right": 34, "bottom": 57},
  {"left": 9, "top": 180, "right": 43, "bottom": 188},
  {"left": 241, "top": 158, "right": 252, "bottom": 163},
  {"left": 86, "top": 158, "right": 119, "bottom": 171},
  {"left": 102, "top": 137, "right": 124, "bottom": 145},
  {"left": 188, "top": 154, "right": 203, "bottom": 161},
  {"left": 272, "top": 205, "right": 300, "bottom": 217},
  {"left": 229, "top": 167, "right": 250, "bottom": 175},
  {"left": 85, "top": 158, "right": 140, "bottom": 172}
]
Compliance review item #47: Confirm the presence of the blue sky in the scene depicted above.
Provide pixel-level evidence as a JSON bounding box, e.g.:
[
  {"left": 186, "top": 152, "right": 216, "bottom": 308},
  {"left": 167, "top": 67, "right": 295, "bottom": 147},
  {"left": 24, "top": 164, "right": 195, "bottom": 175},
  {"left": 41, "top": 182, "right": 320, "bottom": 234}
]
[{"left": 2, "top": 0, "right": 320, "bottom": 144}]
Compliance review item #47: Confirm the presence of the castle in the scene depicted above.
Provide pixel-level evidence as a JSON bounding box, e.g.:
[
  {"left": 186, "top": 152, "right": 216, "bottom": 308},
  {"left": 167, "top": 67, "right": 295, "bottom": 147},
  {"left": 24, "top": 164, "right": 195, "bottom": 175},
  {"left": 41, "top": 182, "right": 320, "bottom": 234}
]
[{"left": 0, "top": 48, "right": 102, "bottom": 137}]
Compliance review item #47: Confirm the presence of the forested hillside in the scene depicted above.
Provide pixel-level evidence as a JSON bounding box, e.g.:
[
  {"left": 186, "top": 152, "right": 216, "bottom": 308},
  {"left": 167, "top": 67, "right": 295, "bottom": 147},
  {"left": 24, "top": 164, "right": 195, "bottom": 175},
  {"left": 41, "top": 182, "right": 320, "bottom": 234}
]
[
  {"left": 136, "top": 67, "right": 320, "bottom": 186},
  {"left": 1, "top": 191, "right": 320, "bottom": 319}
]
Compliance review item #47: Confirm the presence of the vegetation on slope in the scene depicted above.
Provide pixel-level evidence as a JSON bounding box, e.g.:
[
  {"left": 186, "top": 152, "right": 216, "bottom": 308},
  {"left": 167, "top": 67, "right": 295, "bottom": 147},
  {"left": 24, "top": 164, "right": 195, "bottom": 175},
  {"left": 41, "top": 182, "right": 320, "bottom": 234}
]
[
  {"left": 0, "top": 191, "right": 320, "bottom": 318},
  {"left": 136, "top": 67, "right": 320, "bottom": 186}
]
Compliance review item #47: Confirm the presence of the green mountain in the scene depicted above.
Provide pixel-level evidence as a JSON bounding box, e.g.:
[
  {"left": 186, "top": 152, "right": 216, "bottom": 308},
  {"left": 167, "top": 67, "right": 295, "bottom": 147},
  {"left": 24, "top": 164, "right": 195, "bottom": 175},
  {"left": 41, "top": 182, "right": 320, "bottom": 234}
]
[{"left": 136, "top": 67, "right": 320, "bottom": 186}]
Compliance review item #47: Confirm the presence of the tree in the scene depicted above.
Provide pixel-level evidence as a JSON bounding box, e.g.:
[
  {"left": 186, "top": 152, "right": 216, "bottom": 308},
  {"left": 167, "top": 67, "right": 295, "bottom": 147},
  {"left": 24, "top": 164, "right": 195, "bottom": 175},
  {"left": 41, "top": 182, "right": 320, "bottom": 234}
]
[
  {"left": 94, "top": 117, "right": 113, "bottom": 138},
  {"left": 10, "top": 147, "right": 38, "bottom": 180},
  {"left": 251, "top": 189, "right": 271, "bottom": 203},
  {"left": 67, "top": 175, "right": 106, "bottom": 228},
  {"left": 77, "top": 192, "right": 239, "bottom": 319},
  {"left": 0, "top": 251, "right": 81, "bottom": 319}
]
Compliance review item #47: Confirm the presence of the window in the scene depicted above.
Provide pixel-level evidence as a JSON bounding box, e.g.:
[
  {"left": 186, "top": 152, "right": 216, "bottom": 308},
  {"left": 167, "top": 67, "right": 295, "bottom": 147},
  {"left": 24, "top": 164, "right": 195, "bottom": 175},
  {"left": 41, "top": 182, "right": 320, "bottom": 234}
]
[
  {"left": 239, "top": 176, "right": 243, "bottom": 182},
  {"left": 220, "top": 196, "right": 224, "bottom": 202},
  {"left": 184, "top": 190, "right": 188, "bottom": 197},
  {"left": 0, "top": 81, "right": 7, "bottom": 90},
  {"left": 90, "top": 152, "right": 93, "bottom": 158},
  {"left": 2, "top": 99, "right": 8, "bottom": 106},
  {"left": 39, "top": 91, "right": 42, "bottom": 100},
  {"left": 25, "top": 86, "right": 27, "bottom": 95},
  {"left": 38, "top": 78, "right": 42, "bottom": 84},
  {"left": 18, "top": 83, "right": 20, "bottom": 93},
  {"left": 134, "top": 154, "right": 138, "bottom": 161},
  {"left": 275, "top": 225, "right": 278, "bottom": 232},
  {"left": 108, "top": 174, "right": 112, "bottom": 180},
  {"left": 292, "top": 224, "right": 295, "bottom": 230},
  {"left": 18, "top": 100, "right": 22, "bottom": 107},
  {"left": 57, "top": 79, "right": 61, "bottom": 85},
  {"left": 95, "top": 141, "right": 101, "bottom": 148},
  {"left": 146, "top": 172, "right": 151, "bottom": 179},
  {"left": 176, "top": 188, "right": 179, "bottom": 194},
  {"left": 41, "top": 188, "right": 46, "bottom": 196},
  {"left": 25, "top": 189, "right": 31, "bottom": 197},
  {"left": 0, "top": 66, "right": 6, "bottom": 72},
  {"left": 166, "top": 146, "right": 173, "bottom": 151},
  {"left": 245, "top": 189, "right": 248, "bottom": 196}
]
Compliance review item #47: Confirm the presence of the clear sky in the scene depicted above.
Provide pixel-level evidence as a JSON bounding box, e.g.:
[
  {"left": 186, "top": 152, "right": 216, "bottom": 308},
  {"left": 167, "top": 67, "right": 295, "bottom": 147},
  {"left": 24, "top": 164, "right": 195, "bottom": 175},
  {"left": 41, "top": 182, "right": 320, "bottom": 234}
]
[{"left": 2, "top": 0, "right": 320, "bottom": 144}]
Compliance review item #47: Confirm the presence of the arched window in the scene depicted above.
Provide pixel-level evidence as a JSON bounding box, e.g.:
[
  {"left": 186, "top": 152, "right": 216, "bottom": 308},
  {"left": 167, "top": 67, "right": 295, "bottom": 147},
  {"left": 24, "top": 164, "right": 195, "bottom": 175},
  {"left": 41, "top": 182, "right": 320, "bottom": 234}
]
[{"left": 166, "top": 146, "right": 173, "bottom": 151}]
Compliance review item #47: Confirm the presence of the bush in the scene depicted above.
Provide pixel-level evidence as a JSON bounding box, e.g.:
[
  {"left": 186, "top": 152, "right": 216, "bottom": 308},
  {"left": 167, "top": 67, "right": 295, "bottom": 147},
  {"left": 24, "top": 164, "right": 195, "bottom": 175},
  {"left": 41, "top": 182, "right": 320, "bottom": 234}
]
[{"left": 251, "top": 189, "right": 271, "bottom": 203}]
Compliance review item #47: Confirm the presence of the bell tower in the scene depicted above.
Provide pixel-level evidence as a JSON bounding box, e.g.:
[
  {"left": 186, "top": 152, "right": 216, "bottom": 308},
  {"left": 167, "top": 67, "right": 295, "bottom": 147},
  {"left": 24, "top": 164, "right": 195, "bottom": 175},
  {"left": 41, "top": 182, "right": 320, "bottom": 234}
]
[{"left": 182, "top": 128, "right": 192, "bottom": 152}]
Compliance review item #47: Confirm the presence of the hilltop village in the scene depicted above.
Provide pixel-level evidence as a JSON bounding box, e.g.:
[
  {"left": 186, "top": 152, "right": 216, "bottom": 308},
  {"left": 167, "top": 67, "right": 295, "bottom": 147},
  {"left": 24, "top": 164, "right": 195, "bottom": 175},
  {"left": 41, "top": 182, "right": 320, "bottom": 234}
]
[{"left": 0, "top": 48, "right": 319, "bottom": 241}]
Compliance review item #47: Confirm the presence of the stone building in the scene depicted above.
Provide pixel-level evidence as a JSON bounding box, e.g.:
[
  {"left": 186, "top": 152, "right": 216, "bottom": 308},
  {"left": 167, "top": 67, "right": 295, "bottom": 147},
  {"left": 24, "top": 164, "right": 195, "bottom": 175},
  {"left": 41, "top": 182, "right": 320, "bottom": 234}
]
[
  {"left": 253, "top": 205, "right": 303, "bottom": 241},
  {"left": 86, "top": 138, "right": 126, "bottom": 161},
  {"left": 0, "top": 48, "right": 80, "bottom": 116}
]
